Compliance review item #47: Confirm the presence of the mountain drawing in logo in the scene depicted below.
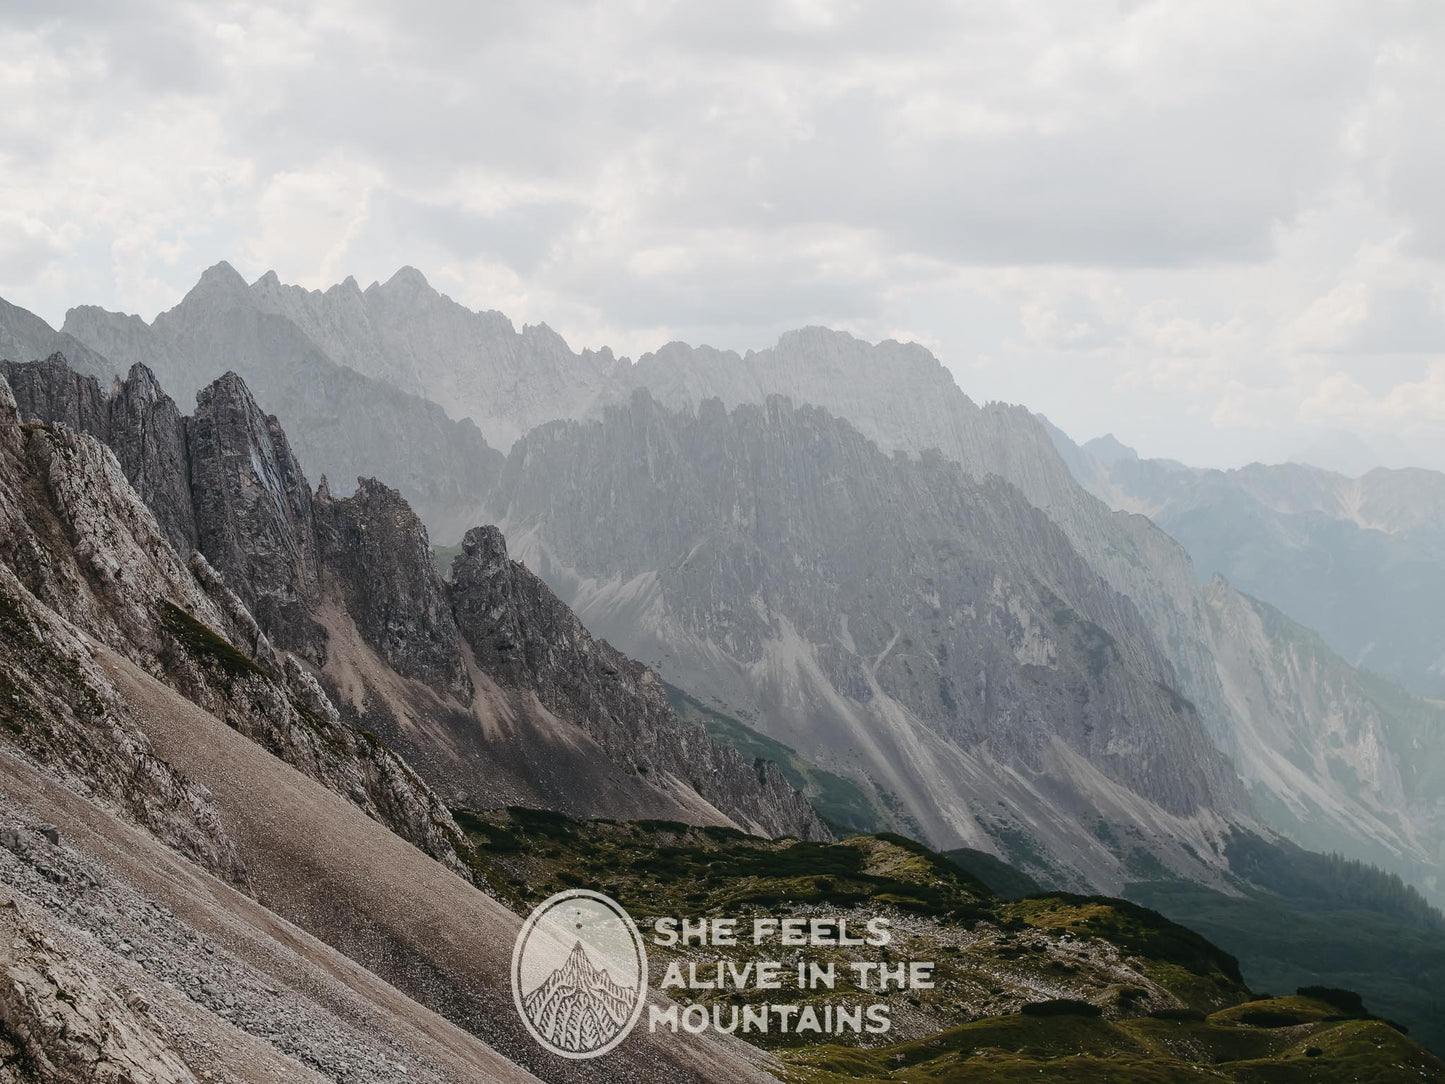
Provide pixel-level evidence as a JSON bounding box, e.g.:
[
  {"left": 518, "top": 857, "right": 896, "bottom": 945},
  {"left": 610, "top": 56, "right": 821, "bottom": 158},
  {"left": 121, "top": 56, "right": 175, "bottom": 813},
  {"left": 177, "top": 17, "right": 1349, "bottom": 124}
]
[
  {"left": 522, "top": 940, "right": 639, "bottom": 1054},
  {"left": 511, "top": 889, "right": 648, "bottom": 1058}
]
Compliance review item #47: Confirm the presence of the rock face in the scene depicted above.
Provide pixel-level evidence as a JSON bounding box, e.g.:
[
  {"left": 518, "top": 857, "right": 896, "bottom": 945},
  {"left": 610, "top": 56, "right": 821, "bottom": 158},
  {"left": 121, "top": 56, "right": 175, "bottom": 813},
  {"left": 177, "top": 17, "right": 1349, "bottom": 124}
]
[
  {"left": 2, "top": 356, "right": 196, "bottom": 555},
  {"left": 617, "top": 329, "right": 1236, "bottom": 758},
  {"left": 450, "top": 525, "right": 823, "bottom": 840},
  {"left": 489, "top": 391, "right": 1242, "bottom": 889},
  {"left": 0, "top": 370, "right": 472, "bottom": 879},
  {"left": 188, "top": 371, "right": 326, "bottom": 661},
  {"left": 1, "top": 355, "right": 825, "bottom": 842},
  {"left": 316, "top": 478, "right": 472, "bottom": 699}
]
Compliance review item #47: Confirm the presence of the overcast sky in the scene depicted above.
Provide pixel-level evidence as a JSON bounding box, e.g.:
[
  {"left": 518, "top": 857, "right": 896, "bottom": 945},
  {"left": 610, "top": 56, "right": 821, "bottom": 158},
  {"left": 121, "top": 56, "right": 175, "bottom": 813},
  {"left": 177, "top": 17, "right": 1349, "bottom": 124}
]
[{"left": 3, "top": 1, "right": 1444, "bottom": 470}]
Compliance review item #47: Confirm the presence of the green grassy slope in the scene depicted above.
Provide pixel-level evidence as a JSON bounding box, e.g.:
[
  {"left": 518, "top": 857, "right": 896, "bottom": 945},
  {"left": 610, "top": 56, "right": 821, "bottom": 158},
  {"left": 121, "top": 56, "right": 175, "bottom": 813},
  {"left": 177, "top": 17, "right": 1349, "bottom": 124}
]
[
  {"left": 1128, "top": 830, "right": 1445, "bottom": 1055},
  {"left": 449, "top": 808, "right": 1443, "bottom": 1079}
]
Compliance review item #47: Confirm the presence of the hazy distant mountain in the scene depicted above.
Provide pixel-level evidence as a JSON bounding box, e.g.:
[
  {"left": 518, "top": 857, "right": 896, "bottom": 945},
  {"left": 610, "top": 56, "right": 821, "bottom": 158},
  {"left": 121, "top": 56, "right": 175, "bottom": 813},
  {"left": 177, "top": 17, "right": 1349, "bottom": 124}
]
[
  {"left": 1050, "top": 423, "right": 1445, "bottom": 700},
  {"left": 58, "top": 264, "right": 504, "bottom": 541},
  {"left": 1287, "top": 429, "right": 1426, "bottom": 478},
  {"left": 247, "top": 265, "right": 626, "bottom": 450},
  {"left": 1203, "top": 578, "right": 1445, "bottom": 891},
  {"left": 0, "top": 295, "right": 115, "bottom": 384}
]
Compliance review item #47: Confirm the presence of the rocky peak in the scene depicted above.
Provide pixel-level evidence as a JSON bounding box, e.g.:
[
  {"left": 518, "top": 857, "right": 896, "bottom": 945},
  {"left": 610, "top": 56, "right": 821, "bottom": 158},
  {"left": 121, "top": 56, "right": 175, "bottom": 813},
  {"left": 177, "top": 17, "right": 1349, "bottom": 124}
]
[
  {"left": 187, "top": 371, "right": 325, "bottom": 662},
  {"left": 376, "top": 265, "right": 434, "bottom": 299},
  {"left": 2, "top": 355, "right": 197, "bottom": 557},
  {"left": 108, "top": 364, "right": 197, "bottom": 555},
  {"left": 315, "top": 477, "right": 472, "bottom": 700},
  {"left": 1, "top": 352, "right": 111, "bottom": 436},
  {"left": 179, "top": 260, "right": 251, "bottom": 310}
]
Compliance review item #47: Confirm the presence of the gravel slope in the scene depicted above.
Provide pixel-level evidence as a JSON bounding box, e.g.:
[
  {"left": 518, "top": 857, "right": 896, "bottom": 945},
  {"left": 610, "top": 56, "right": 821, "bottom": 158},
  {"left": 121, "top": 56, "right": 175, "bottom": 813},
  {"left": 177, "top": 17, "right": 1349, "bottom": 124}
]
[{"left": 91, "top": 645, "right": 781, "bottom": 1084}]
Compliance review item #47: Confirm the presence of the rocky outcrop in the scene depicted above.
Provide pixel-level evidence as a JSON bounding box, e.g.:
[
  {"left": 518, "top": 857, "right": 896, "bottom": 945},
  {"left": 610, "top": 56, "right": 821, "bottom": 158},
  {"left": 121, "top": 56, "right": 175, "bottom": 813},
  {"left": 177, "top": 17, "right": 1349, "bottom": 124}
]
[
  {"left": 3, "top": 356, "right": 196, "bottom": 556},
  {"left": 451, "top": 526, "right": 825, "bottom": 840},
  {"left": 315, "top": 479, "right": 472, "bottom": 700},
  {"left": 0, "top": 889, "right": 196, "bottom": 1084},
  {"left": 0, "top": 371, "right": 470, "bottom": 879},
  {"left": 188, "top": 372, "right": 326, "bottom": 662}
]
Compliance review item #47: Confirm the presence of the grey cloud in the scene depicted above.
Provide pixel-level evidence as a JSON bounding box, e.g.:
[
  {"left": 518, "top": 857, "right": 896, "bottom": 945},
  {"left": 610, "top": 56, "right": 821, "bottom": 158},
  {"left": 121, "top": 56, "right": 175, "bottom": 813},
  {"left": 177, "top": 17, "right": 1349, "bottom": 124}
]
[
  {"left": 363, "top": 194, "right": 584, "bottom": 275},
  {"left": 1342, "top": 288, "right": 1445, "bottom": 354},
  {"left": 7, "top": 1, "right": 219, "bottom": 95},
  {"left": 648, "top": 0, "right": 987, "bottom": 59},
  {"left": 634, "top": 39, "right": 1373, "bottom": 268},
  {"left": 555, "top": 244, "right": 886, "bottom": 333}
]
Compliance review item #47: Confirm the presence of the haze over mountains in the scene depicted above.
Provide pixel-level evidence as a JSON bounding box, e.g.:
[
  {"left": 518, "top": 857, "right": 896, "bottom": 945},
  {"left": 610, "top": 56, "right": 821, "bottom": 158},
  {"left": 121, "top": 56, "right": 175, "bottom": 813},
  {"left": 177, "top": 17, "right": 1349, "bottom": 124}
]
[
  {"left": 5, "top": 262, "right": 1445, "bottom": 908},
  {"left": 1049, "top": 424, "right": 1445, "bottom": 701}
]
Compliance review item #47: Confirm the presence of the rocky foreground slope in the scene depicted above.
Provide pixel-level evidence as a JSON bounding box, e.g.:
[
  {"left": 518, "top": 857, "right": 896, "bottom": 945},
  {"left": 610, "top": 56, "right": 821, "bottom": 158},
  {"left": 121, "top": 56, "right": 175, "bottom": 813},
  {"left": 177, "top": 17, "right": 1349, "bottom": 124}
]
[{"left": 0, "top": 369, "right": 797, "bottom": 1082}]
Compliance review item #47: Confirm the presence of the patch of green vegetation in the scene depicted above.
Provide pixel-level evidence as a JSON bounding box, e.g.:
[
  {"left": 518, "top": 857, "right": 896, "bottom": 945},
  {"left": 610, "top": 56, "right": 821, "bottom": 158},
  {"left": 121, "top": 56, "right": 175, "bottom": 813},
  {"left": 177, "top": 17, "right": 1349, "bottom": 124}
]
[
  {"left": 780, "top": 1002, "right": 1445, "bottom": 1083},
  {"left": 943, "top": 848, "right": 1042, "bottom": 900},
  {"left": 1004, "top": 893, "right": 1244, "bottom": 1009},
  {"left": 429, "top": 542, "right": 463, "bottom": 581},
  {"left": 1021, "top": 998, "right": 1102, "bottom": 1018},
  {"left": 156, "top": 599, "right": 266, "bottom": 681},
  {"left": 664, "top": 682, "right": 891, "bottom": 835},
  {"left": 1128, "top": 829, "right": 1445, "bottom": 1055}
]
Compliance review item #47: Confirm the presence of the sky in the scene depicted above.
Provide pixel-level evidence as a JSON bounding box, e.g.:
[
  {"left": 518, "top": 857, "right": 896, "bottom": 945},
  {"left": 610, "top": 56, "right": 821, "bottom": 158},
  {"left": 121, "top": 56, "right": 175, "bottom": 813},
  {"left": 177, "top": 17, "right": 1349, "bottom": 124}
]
[{"left": 2, "top": 0, "right": 1444, "bottom": 470}]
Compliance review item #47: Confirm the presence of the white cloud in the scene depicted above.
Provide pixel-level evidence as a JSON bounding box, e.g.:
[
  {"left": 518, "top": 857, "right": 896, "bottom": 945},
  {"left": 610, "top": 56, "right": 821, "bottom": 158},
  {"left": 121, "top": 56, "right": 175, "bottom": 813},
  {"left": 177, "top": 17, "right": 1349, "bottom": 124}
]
[{"left": 0, "top": 0, "right": 1442, "bottom": 468}]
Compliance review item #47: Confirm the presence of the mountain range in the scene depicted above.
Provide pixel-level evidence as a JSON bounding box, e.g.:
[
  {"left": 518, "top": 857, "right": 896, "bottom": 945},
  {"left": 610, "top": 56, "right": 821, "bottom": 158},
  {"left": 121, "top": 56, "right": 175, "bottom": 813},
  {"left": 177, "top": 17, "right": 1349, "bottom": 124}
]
[
  {"left": 6, "top": 263, "right": 1445, "bottom": 906},
  {"left": 0, "top": 359, "right": 802, "bottom": 1081}
]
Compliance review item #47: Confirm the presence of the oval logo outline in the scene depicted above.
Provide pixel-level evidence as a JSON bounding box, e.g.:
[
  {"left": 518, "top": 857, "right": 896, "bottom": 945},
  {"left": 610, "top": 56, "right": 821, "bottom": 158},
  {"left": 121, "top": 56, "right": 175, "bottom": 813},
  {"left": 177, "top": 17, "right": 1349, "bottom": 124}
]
[{"left": 510, "top": 889, "right": 648, "bottom": 1059}]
